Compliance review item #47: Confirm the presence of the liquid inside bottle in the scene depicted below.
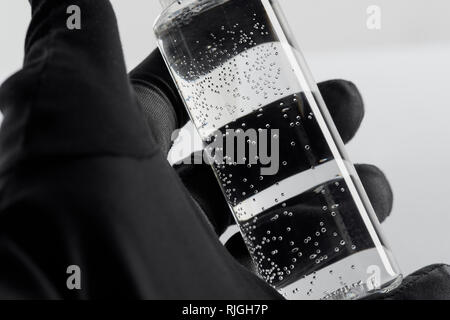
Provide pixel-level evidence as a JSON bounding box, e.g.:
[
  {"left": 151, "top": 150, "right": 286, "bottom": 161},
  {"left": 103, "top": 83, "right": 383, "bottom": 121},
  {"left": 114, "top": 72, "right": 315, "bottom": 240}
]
[{"left": 154, "top": 0, "right": 402, "bottom": 300}]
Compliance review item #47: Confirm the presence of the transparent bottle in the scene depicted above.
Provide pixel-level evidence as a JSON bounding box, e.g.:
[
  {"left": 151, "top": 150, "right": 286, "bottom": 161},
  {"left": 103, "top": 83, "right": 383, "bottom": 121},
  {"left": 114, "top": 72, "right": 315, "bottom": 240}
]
[{"left": 154, "top": 0, "right": 402, "bottom": 300}]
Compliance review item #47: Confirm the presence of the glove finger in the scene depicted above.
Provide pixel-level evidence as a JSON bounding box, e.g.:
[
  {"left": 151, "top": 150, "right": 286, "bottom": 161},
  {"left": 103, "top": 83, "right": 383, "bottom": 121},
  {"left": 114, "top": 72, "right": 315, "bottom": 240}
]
[
  {"left": 130, "top": 50, "right": 188, "bottom": 128},
  {"left": 130, "top": 47, "right": 364, "bottom": 145},
  {"left": 178, "top": 155, "right": 392, "bottom": 238},
  {"left": 380, "top": 264, "right": 450, "bottom": 300},
  {"left": 176, "top": 159, "right": 234, "bottom": 235},
  {"left": 318, "top": 79, "right": 365, "bottom": 144},
  {"left": 356, "top": 164, "right": 393, "bottom": 223},
  {"left": 173, "top": 78, "right": 365, "bottom": 233},
  {"left": 225, "top": 164, "right": 393, "bottom": 270},
  {"left": 133, "top": 83, "right": 178, "bottom": 155}
]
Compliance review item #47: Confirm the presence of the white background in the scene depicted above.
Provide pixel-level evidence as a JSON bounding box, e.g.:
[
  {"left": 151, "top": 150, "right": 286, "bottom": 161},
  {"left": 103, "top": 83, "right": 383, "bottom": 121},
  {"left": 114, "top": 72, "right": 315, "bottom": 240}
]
[{"left": 1, "top": 0, "right": 450, "bottom": 277}]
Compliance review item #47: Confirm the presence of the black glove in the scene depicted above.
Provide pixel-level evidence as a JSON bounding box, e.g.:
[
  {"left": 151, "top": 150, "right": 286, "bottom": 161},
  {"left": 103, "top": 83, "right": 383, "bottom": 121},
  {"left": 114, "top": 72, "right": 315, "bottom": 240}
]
[{"left": 131, "top": 50, "right": 450, "bottom": 300}]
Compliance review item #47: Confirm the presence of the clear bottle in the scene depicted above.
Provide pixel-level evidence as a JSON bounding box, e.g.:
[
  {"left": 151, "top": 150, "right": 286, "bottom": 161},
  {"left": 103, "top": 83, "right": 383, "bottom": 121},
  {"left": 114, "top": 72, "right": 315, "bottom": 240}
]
[{"left": 154, "top": 0, "right": 402, "bottom": 300}]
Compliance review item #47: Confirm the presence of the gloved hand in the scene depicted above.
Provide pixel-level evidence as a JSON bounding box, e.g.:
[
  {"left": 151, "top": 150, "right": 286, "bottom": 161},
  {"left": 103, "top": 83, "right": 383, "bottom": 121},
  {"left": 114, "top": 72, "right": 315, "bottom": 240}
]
[{"left": 130, "top": 50, "right": 450, "bottom": 300}]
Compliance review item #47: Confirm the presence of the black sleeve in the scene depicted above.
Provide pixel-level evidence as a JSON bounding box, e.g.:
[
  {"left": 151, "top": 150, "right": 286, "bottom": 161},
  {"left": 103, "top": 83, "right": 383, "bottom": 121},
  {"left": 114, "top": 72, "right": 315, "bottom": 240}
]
[{"left": 0, "top": 0, "right": 280, "bottom": 299}]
